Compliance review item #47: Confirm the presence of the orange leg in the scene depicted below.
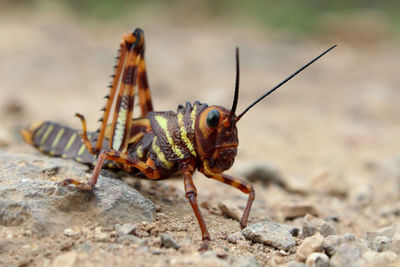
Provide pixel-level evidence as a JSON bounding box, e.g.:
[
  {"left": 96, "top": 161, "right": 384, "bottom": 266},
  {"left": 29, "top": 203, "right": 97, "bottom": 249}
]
[
  {"left": 59, "top": 149, "right": 162, "bottom": 191},
  {"left": 73, "top": 29, "right": 154, "bottom": 155},
  {"left": 180, "top": 161, "right": 210, "bottom": 250},
  {"left": 93, "top": 28, "right": 150, "bottom": 153},
  {"left": 74, "top": 113, "right": 94, "bottom": 154},
  {"left": 137, "top": 49, "right": 153, "bottom": 117},
  {"left": 209, "top": 173, "right": 255, "bottom": 228}
]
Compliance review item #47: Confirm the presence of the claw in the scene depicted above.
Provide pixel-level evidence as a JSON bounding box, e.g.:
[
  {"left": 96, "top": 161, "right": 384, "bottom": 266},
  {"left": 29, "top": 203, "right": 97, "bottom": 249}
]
[
  {"left": 58, "top": 178, "right": 93, "bottom": 192},
  {"left": 198, "top": 240, "right": 210, "bottom": 251}
]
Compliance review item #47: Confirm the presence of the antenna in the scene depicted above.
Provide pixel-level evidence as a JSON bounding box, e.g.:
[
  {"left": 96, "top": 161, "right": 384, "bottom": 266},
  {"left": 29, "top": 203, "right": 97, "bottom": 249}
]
[
  {"left": 236, "top": 45, "right": 337, "bottom": 122},
  {"left": 228, "top": 47, "right": 240, "bottom": 122}
]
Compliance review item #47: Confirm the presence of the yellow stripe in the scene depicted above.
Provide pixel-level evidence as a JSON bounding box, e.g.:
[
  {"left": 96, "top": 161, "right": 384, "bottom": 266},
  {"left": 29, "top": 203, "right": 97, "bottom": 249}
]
[
  {"left": 154, "top": 115, "right": 185, "bottom": 159},
  {"left": 77, "top": 144, "right": 86, "bottom": 156},
  {"left": 51, "top": 128, "right": 65, "bottom": 148},
  {"left": 178, "top": 113, "right": 196, "bottom": 157},
  {"left": 152, "top": 136, "right": 173, "bottom": 169},
  {"left": 191, "top": 105, "right": 197, "bottom": 130},
  {"left": 33, "top": 123, "right": 46, "bottom": 140},
  {"left": 128, "top": 132, "right": 144, "bottom": 144},
  {"left": 136, "top": 145, "right": 143, "bottom": 158},
  {"left": 65, "top": 132, "right": 78, "bottom": 151},
  {"left": 40, "top": 125, "right": 54, "bottom": 145}
]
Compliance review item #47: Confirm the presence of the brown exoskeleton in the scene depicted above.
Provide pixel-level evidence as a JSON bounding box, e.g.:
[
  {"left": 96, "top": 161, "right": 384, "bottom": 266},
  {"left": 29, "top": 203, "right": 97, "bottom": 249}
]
[{"left": 21, "top": 28, "right": 336, "bottom": 249}]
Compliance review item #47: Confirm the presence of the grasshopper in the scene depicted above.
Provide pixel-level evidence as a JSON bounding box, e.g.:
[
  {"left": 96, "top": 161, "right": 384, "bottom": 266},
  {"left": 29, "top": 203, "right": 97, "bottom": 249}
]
[{"left": 21, "top": 28, "right": 335, "bottom": 249}]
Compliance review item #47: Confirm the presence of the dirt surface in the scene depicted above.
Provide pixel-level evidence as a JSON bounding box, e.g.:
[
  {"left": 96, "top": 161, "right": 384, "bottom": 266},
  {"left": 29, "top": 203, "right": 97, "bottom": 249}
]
[{"left": 1, "top": 7, "right": 400, "bottom": 266}]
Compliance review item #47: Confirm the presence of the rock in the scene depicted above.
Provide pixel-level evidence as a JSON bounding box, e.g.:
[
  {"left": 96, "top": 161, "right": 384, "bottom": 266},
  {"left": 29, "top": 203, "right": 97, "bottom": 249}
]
[
  {"left": 279, "top": 224, "right": 301, "bottom": 237},
  {"left": 362, "top": 251, "right": 400, "bottom": 265},
  {"left": 309, "top": 169, "right": 348, "bottom": 197},
  {"left": 80, "top": 243, "right": 92, "bottom": 252},
  {"left": 218, "top": 200, "right": 242, "bottom": 221},
  {"left": 279, "top": 261, "right": 306, "bottom": 267},
  {"left": 330, "top": 241, "right": 369, "bottom": 266},
  {"left": 202, "top": 249, "right": 229, "bottom": 259},
  {"left": 365, "top": 225, "right": 395, "bottom": 240},
  {"left": 303, "top": 214, "right": 336, "bottom": 237},
  {"left": 160, "top": 233, "right": 180, "bottom": 249},
  {"left": 95, "top": 227, "right": 110, "bottom": 242},
  {"left": 0, "top": 151, "right": 156, "bottom": 236},
  {"left": 295, "top": 233, "right": 324, "bottom": 262},
  {"left": 231, "top": 256, "right": 262, "bottom": 267},
  {"left": 323, "top": 234, "right": 356, "bottom": 257},
  {"left": 349, "top": 185, "right": 372, "bottom": 207},
  {"left": 50, "top": 250, "right": 78, "bottom": 267},
  {"left": 242, "top": 221, "right": 296, "bottom": 250},
  {"left": 279, "top": 202, "right": 319, "bottom": 220},
  {"left": 169, "top": 253, "right": 229, "bottom": 267},
  {"left": 214, "top": 248, "right": 229, "bottom": 259},
  {"left": 390, "top": 225, "right": 400, "bottom": 254},
  {"left": 227, "top": 231, "right": 245, "bottom": 244},
  {"left": 0, "top": 150, "right": 89, "bottom": 180},
  {"left": 369, "top": 235, "right": 391, "bottom": 252},
  {"left": 364, "top": 224, "right": 400, "bottom": 253},
  {"left": 305, "top": 253, "right": 330, "bottom": 267},
  {"left": 63, "top": 228, "right": 78, "bottom": 237},
  {"left": 115, "top": 223, "right": 136, "bottom": 236},
  {"left": 116, "top": 235, "right": 143, "bottom": 245},
  {"left": 235, "top": 161, "right": 285, "bottom": 187}
]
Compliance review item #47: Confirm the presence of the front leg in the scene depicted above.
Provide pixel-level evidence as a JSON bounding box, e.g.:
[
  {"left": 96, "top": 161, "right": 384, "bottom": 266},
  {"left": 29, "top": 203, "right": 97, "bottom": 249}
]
[
  {"left": 208, "top": 173, "right": 255, "bottom": 228},
  {"left": 180, "top": 161, "right": 210, "bottom": 250}
]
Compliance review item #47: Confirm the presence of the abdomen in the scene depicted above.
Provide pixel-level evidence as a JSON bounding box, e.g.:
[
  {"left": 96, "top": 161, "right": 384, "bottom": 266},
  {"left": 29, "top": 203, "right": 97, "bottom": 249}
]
[{"left": 21, "top": 121, "right": 95, "bottom": 164}]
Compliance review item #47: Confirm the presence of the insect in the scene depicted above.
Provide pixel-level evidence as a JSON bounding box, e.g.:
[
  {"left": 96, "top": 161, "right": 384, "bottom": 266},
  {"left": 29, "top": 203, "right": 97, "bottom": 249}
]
[{"left": 21, "top": 28, "right": 335, "bottom": 249}]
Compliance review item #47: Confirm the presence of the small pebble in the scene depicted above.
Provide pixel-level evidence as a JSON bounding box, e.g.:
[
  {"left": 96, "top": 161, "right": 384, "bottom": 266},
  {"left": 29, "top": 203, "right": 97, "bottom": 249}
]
[
  {"left": 279, "top": 202, "right": 318, "bottom": 220},
  {"left": 218, "top": 200, "right": 242, "bottom": 221},
  {"left": 295, "top": 233, "right": 324, "bottom": 262},
  {"left": 160, "top": 233, "right": 180, "bottom": 249},
  {"left": 305, "top": 252, "right": 330, "bottom": 267},
  {"left": 80, "top": 243, "right": 92, "bottom": 252},
  {"left": 116, "top": 235, "right": 142, "bottom": 245},
  {"left": 227, "top": 231, "right": 245, "bottom": 244},
  {"left": 50, "top": 250, "right": 78, "bottom": 267},
  {"left": 94, "top": 227, "right": 109, "bottom": 242},
  {"left": 370, "top": 235, "right": 391, "bottom": 252},
  {"left": 242, "top": 221, "right": 296, "bottom": 250},
  {"left": 63, "top": 228, "right": 78, "bottom": 237},
  {"left": 23, "top": 229, "right": 32, "bottom": 236},
  {"left": 214, "top": 248, "right": 228, "bottom": 258},
  {"left": 283, "top": 225, "right": 301, "bottom": 237},
  {"left": 365, "top": 225, "right": 395, "bottom": 240},
  {"left": 303, "top": 214, "right": 336, "bottom": 237},
  {"left": 330, "top": 240, "right": 369, "bottom": 266},
  {"left": 323, "top": 233, "right": 356, "bottom": 257},
  {"left": 362, "top": 251, "right": 400, "bottom": 265},
  {"left": 115, "top": 223, "right": 136, "bottom": 236}
]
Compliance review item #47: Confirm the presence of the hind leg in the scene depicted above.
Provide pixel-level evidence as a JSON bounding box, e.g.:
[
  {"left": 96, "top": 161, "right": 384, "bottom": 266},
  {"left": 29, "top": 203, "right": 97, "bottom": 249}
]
[{"left": 59, "top": 149, "right": 163, "bottom": 191}]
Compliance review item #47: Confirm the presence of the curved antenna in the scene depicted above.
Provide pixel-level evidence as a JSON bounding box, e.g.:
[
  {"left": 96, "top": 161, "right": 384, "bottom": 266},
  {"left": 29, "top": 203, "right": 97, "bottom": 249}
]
[
  {"left": 228, "top": 47, "right": 240, "bottom": 122},
  {"left": 236, "top": 44, "right": 337, "bottom": 122}
]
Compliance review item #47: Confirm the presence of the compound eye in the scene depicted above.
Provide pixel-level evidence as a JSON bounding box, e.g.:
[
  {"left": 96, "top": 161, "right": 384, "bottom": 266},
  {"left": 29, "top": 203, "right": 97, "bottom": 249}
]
[{"left": 206, "top": 109, "right": 220, "bottom": 128}]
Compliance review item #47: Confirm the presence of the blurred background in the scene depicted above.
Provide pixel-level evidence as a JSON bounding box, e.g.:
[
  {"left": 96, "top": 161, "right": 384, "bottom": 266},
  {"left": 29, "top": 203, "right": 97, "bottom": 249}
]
[{"left": 1, "top": 0, "right": 400, "bottom": 186}]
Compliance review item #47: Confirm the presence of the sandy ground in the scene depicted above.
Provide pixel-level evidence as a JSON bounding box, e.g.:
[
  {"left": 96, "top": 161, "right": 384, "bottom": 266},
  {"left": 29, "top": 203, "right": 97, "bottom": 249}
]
[{"left": 1, "top": 6, "right": 400, "bottom": 266}]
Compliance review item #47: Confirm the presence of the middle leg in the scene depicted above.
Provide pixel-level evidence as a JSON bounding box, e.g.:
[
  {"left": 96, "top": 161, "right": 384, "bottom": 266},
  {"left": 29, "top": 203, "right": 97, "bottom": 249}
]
[{"left": 180, "top": 161, "right": 210, "bottom": 250}]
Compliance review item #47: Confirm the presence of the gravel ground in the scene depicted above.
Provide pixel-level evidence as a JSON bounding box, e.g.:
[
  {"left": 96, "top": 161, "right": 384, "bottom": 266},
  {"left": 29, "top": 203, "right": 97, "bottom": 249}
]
[{"left": 1, "top": 7, "right": 400, "bottom": 266}]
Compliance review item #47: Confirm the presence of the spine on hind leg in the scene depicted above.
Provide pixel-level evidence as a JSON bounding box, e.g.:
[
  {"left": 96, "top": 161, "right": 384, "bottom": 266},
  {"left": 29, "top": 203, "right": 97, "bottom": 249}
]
[{"left": 21, "top": 121, "right": 95, "bottom": 164}]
